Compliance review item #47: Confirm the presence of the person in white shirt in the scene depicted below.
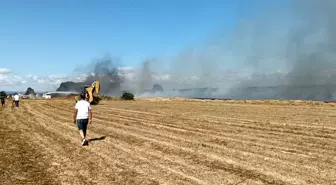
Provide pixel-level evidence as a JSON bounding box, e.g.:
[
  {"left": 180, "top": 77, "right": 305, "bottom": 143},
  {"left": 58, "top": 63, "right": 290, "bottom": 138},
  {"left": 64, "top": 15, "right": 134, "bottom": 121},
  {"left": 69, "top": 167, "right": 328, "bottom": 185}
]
[
  {"left": 13, "top": 93, "right": 20, "bottom": 107},
  {"left": 73, "top": 94, "right": 92, "bottom": 146}
]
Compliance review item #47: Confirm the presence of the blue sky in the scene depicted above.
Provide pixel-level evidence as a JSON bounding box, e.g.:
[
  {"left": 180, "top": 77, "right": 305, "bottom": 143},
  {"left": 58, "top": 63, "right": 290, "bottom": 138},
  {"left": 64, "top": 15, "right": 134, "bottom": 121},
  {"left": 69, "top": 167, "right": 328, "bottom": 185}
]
[
  {"left": 0, "top": 0, "right": 272, "bottom": 76},
  {"left": 1, "top": 0, "right": 296, "bottom": 92}
]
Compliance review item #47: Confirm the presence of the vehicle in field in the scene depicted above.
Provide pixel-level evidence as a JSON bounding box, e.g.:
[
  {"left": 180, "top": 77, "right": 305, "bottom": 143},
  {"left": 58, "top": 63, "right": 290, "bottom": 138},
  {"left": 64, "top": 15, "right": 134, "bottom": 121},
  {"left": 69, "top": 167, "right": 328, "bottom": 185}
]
[
  {"left": 42, "top": 93, "right": 52, "bottom": 99},
  {"left": 75, "top": 81, "right": 101, "bottom": 105}
]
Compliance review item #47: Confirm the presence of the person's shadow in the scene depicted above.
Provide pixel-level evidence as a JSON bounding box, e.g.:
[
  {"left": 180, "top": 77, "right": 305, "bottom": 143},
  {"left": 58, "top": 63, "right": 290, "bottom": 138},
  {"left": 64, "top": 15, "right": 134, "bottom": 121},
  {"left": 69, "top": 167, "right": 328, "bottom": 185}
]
[{"left": 88, "top": 136, "right": 106, "bottom": 143}]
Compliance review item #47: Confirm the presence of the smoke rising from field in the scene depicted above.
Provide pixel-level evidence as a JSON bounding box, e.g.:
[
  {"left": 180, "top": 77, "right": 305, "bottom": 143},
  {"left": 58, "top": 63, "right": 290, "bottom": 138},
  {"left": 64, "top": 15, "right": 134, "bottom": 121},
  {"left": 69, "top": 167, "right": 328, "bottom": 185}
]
[
  {"left": 138, "top": 60, "right": 153, "bottom": 94},
  {"left": 61, "top": 0, "right": 336, "bottom": 100},
  {"left": 82, "top": 55, "right": 124, "bottom": 96},
  {"left": 223, "top": 0, "right": 336, "bottom": 100},
  {"left": 138, "top": 0, "right": 336, "bottom": 100}
]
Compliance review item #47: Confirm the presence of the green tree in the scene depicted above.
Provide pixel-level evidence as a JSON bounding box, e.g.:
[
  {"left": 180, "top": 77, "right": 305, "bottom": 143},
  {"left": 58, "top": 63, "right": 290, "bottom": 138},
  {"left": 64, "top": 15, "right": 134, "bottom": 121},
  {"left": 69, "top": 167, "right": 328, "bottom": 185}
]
[
  {"left": 0, "top": 91, "right": 6, "bottom": 98},
  {"left": 25, "top": 87, "right": 36, "bottom": 95},
  {"left": 121, "top": 91, "right": 134, "bottom": 100}
]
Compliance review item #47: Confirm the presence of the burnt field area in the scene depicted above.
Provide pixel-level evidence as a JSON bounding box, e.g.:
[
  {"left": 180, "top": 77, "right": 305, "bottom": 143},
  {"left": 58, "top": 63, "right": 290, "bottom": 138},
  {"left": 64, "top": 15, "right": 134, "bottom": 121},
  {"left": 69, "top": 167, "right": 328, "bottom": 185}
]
[{"left": 0, "top": 98, "right": 335, "bottom": 185}]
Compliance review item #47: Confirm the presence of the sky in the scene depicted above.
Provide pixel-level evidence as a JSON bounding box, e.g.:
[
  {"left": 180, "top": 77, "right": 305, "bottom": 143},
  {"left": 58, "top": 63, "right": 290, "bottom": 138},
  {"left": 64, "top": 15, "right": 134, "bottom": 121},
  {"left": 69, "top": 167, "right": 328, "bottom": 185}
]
[{"left": 0, "top": 0, "right": 274, "bottom": 91}]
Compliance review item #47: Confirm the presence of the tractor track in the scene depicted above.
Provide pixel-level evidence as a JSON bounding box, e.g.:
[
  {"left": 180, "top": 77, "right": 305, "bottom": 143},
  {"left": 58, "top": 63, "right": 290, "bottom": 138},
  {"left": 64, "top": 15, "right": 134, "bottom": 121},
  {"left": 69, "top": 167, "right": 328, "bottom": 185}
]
[{"left": 0, "top": 99, "right": 335, "bottom": 184}]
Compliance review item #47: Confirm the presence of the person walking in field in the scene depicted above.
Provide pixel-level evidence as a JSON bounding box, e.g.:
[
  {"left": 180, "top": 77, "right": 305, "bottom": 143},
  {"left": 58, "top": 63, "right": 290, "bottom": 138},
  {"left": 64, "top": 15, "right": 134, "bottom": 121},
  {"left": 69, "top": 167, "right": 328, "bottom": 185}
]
[
  {"left": 1, "top": 95, "right": 5, "bottom": 107},
  {"left": 13, "top": 93, "right": 20, "bottom": 107},
  {"left": 73, "top": 94, "right": 92, "bottom": 146}
]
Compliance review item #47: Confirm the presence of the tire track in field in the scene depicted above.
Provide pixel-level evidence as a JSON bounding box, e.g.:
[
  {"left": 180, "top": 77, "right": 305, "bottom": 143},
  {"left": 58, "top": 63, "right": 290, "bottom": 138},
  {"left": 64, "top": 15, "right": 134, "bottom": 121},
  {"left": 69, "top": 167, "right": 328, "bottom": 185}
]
[
  {"left": 27, "top": 102, "right": 209, "bottom": 185},
  {"left": 92, "top": 113, "right": 324, "bottom": 165},
  {"left": 107, "top": 101, "right": 336, "bottom": 128},
  {"left": 94, "top": 102, "right": 336, "bottom": 184},
  {"left": 95, "top": 109, "right": 336, "bottom": 162},
  {"left": 76, "top": 108, "right": 320, "bottom": 184},
  {"left": 25, "top": 103, "right": 165, "bottom": 185},
  {"left": 21, "top": 103, "right": 161, "bottom": 185},
  {"left": 107, "top": 107, "right": 336, "bottom": 141},
  {"left": 46, "top": 103, "right": 336, "bottom": 157},
  {"left": 91, "top": 121, "right": 299, "bottom": 185},
  {"left": 36, "top": 100, "right": 336, "bottom": 184},
  {"left": 91, "top": 114, "right": 333, "bottom": 184},
  {"left": 101, "top": 107, "right": 336, "bottom": 155},
  {"left": 0, "top": 106, "right": 62, "bottom": 185},
  {"left": 47, "top": 102, "right": 336, "bottom": 157},
  {"left": 42, "top": 101, "right": 336, "bottom": 184},
  {"left": 37, "top": 102, "right": 255, "bottom": 185},
  {"left": 37, "top": 102, "right": 288, "bottom": 184},
  {"left": 97, "top": 101, "right": 334, "bottom": 135},
  {"left": 45, "top": 103, "right": 325, "bottom": 166},
  {"left": 12, "top": 104, "right": 104, "bottom": 185}
]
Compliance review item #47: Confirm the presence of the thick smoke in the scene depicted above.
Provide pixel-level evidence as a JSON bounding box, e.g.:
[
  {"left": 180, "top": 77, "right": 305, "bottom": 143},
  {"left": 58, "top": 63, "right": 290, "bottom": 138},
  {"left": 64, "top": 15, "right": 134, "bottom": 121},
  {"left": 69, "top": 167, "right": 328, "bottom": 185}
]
[
  {"left": 139, "top": 0, "right": 336, "bottom": 100},
  {"left": 85, "top": 56, "right": 124, "bottom": 96},
  {"left": 60, "top": 55, "right": 125, "bottom": 96},
  {"left": 60, "top": 0, "right": 336, "bottom": 100},
  {"left": 225, "top": 0, "right": 336, "bottom": 100}
]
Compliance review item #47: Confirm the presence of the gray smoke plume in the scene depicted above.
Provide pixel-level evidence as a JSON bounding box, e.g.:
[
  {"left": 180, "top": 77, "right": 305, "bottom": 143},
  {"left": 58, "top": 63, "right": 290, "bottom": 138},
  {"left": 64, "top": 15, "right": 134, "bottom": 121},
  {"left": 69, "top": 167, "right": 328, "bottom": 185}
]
[
  {"left": 139, "top": 0, "right": 336, "bottom": 100},
  {"left": 225, "top": 0, "right": 336, "bottom": 100},
  {"left": 84, "top": 55, "right": 124, "bottom": 96},
  {"left": 61, "top": 0, "right": 336, "bottom": 100},
  {"left": 138, "top": 60, "right": 153, "bottom": 94},
  {"left": 60, "top": 55, "right": 125, "bottom": 95}
]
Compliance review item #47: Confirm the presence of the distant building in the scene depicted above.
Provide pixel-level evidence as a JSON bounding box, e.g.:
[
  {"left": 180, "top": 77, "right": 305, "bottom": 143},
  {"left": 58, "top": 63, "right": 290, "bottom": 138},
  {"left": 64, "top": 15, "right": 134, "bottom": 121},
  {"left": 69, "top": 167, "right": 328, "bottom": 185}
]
[{"left": 42, "top": 92, "right": 52, "bottom": 99}]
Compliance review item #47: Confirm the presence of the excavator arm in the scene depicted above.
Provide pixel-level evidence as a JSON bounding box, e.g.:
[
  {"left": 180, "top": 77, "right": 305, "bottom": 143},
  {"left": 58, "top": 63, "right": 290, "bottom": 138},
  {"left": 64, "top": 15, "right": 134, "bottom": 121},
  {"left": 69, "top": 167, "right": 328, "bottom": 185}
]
[
  {"left": 84, "top": 81, "right": 101, "bottom": 104},
  {"left": 92, "top": 81, "right": 100, "bottom": 96},
  {"left": 85, "top": 87, "right": 94, "bottom": 103},
  {"left": 75, "top": 80, "right": 101, "bottom": 105}
]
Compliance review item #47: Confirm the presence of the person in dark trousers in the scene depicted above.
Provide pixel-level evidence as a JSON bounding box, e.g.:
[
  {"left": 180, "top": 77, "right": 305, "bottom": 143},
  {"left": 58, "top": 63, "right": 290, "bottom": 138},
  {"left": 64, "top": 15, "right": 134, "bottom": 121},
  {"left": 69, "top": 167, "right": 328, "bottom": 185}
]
[
  {"left": 73, "top": 94, "right": 92, "bottom": 146},
  {"left": 13, "top": 93, "right": 20, "bottom": 107},
  {"left": 1, "top": 95, "right": 5, "bottom": 107}
]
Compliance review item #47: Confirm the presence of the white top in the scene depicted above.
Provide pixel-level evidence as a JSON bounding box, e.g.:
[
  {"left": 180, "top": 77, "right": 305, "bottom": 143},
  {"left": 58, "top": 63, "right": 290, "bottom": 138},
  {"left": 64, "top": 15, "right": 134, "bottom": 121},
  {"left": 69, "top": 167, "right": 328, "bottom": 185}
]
[
  {"left": 13, "top": 95, "right": 19, "bottom": 101},
  {"left": 75, "top": 100, "right": 91, "bottom": 119}
]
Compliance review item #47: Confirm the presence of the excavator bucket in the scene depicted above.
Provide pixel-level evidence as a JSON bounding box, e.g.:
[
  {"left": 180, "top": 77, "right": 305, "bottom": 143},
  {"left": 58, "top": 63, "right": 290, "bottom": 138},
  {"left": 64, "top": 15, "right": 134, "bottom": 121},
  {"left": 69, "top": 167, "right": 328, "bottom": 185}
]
[
  {"left": 75, "top": 81, "right": 101, "bottom": 105},
  {"left": 92, "top": 81, "right": 100, "bottom": 96}
]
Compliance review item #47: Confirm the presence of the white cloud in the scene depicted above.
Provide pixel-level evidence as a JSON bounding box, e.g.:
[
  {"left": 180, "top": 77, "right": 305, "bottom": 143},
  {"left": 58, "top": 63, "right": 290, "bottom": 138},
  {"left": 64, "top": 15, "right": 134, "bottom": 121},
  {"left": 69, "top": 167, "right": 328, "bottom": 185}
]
[
  {"left": 0, "top": 74, "right": 24, "bottom": 86},
  {"left": 0, "top": 75, "right": 9, "bottom": 85},
  {"left": 0, "top": 68, "right": 11, "bottom": 74},
  {"left": 118, "top": 66, "right": 135, "bottom": 73}
]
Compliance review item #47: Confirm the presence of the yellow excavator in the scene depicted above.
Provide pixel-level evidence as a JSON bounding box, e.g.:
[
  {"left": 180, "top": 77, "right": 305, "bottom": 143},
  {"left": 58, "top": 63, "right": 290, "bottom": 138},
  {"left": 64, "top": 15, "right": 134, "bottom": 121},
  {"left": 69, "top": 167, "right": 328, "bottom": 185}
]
[{"left": 75, "top": 81, "right": 101, "bottom": 105}]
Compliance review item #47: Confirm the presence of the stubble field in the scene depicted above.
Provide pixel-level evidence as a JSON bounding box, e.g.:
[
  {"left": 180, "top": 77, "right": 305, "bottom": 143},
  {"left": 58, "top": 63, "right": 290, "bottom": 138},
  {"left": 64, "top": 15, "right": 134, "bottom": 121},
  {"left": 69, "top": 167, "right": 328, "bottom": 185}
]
[{"left": 0, "top": 98, "right": 335, "bottom": 185}]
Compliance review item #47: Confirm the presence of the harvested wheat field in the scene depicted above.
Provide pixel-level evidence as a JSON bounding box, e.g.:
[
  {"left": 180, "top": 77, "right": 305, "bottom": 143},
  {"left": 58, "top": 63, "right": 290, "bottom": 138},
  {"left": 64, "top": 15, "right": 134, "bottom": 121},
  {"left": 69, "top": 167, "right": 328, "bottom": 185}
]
[{"left": 0, "top": 98, "right": 335, "bottom": 185}]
